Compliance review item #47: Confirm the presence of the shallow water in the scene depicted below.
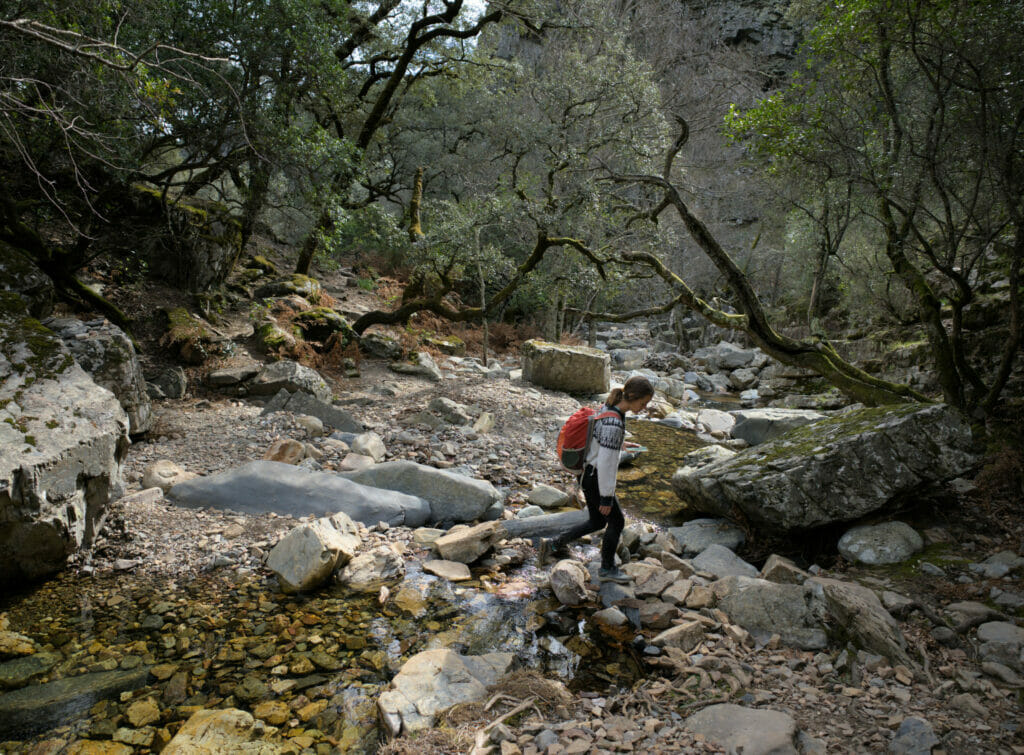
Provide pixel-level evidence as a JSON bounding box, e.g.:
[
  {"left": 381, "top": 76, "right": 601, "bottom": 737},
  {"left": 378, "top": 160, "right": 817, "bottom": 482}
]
[
  {"left": 617, "top": 419, "right": 708, "bottom": 526},
  {"left": 0, "top": 418, "right": 704, "bottom": 746}
]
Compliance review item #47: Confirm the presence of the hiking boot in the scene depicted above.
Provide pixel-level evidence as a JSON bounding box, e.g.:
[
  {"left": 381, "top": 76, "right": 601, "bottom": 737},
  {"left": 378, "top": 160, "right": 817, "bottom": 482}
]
[
  {"left": 537, "top": 538, "right": 552, "bottom": 566},
  {"left": 598, "top": 566, "right": 632, "bottom": 584}
]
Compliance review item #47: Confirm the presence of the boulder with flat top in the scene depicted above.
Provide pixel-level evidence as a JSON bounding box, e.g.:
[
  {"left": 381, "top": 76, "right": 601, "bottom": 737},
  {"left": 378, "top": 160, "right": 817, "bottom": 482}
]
[{"left": 521, "top": 339, "right": 610, "bottom": 394}]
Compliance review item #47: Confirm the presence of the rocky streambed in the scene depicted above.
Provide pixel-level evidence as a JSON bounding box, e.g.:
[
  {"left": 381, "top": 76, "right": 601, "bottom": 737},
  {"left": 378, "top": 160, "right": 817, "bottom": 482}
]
[{"left": 2, "top": 334, "right": 1023, "bottom": 754}]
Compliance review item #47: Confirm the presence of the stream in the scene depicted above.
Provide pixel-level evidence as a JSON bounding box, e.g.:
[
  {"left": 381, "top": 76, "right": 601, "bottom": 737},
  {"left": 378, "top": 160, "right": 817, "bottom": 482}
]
[{"left": 0, "top": 420, "right": 705, "bottom": 748}]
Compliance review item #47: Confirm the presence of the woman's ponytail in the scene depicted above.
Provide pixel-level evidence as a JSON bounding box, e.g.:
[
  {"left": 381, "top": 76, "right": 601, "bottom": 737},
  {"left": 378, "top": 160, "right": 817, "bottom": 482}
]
[{"left": 605, "top": 387, "right": 624, "bottom": 406}]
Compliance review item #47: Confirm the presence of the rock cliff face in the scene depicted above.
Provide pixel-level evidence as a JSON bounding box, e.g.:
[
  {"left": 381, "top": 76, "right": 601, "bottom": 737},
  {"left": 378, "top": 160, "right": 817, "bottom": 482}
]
[{"left": 0, "top": 292, "right": 129, "bottom": 583}]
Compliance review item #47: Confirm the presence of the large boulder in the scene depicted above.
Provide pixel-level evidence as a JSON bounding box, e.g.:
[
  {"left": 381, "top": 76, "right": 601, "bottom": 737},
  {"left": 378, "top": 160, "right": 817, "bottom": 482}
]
[
  {"left": 521, "top": 339, "right": 610, "bottom": 394},
  {"left": 343, "top": 461, "right": 502, "bottom": 524},
  {"left": 1, "top": 293, "right": 129, "bottom": 584},
  {"left": 713, "top": 576, "right": 827, "bottom": 650},
  {"left": 377, "top": 649, "right": 514, "bottom": 735},
  {"left": 672, "top": 404, "right": 978, "bottom": 532},
  {"left": 247, "top": 360, "right": 331, "bottom": 401},
  {"left": 45, "top": 317, "right": 153, "bottom": 436},
  {"left": 266, "top": 512, "right": 361, "bottom": 592},
  {"left": 729, "top": 408, "right": 826, "bottom": 446},
  {"left": 167, "top": 461, "right": 430, "bottom": 526}
]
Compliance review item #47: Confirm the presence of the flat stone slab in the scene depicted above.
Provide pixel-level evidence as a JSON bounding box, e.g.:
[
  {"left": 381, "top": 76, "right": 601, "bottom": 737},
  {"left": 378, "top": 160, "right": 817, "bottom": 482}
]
[
  {"left": 684, "top": 703, "right": 797, "bottom": 755},
  {"left": 167, "top": 461, "right": 430, "bottom": 527},
  {"left": 0, "top": 667, "right": 150, "bottom": 739},
  {"left": 378, "top": 649, "right": 514, "bottom": 735},
  {"left": 423, "top": 560, "right": 472, "bottom": 581}
]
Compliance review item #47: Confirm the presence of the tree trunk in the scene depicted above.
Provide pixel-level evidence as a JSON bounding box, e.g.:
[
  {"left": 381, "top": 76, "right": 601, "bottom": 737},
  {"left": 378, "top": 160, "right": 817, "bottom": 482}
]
[{"left": 408, "top": 167, "right": 425, "bottom": 242}]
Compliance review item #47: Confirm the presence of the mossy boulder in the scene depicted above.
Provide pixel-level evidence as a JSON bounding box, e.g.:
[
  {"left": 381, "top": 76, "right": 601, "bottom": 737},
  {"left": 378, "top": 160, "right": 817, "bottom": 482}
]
[
  {"left": 292, "top": 307, "right": 353, "bottom": 344},
  {"left": 255, "top": 320, "right": 297, "bottom": 356},
  {"left": 0, "top": 247, "right": 54, "bottom": 319},
  {"left": 672, "top": 403, "right": 979, "bottom": 533},
  {"left": 160, "top": 308, "right": 212, "bottom": 365},
  {"left": 128, "top": 185, "right": 243, "bottom": 291},
  {"left": 255, "top": 275, "right": 322, "bottom": 303},
  {"left": 423, "top": 334, "right": 466, "bottom": 356},
  {"left": 1, "top": 292, "right": 129, "bottom": 584},
  {"left": 244, "top": 254, "right": 278, "bottom": 275}
]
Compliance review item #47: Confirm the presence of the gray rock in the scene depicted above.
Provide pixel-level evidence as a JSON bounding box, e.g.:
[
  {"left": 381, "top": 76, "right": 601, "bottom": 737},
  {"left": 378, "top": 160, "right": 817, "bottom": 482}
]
[
  {"left": 266, "top": 512, "right": 361, "bottom": 592},
  {"left": 389, "top": 351, "right": 443, "bottom": 381},
  {"left": 760, "top": 554, "right": 810, "bottom": 584},
  {"left": 46, "top": 317, "right": 152, "bottom": 435},
  {"left": 810, "top": 577, "right": 913, "bottom": 667},
  {"left": 207, "top": 365, "right": 260, "bottom": 386},
  {"left": 673, "top": 404, "right": 978, "bottom": 532},
  {"left": 692, "top": 544, "right": 758, "bottom": 579},
  {"left": 377, "top": 649, "right": 514, "bottom": 735},
  {"left": 427, "top": 397, "right": 473, "bottom": 425},
  {"left": 521, "top": 339, "right": 610, "bottom": 394},
  {"left": 167, "top": 460, "right": 430, "bottom": 526},
  {"left": 423, "top": 559, "right": 472, "bottom": 581},
  {"left": 434, "top": 522, "right": 501, "bottom": 564},
  {"left": 729, "top": 408, "right": 826, "bottom": 446},
  {"left": 527, "top": 484, "right": 571, "bottom": 510},
  {"left": 714, "top": 576, "right": 827, "bottom": 650},
  {"left": 696, "top": 408, "right": 735, "bottom": 435},
  {"left": 343, "top": 460, "right": 502, "bottom": 524},
  {"left": 515, "top": 505, "right": 544, "bottom": 519},
  {"left": 248, "top": 360, "right": 331, "bottom": 401},
  {"left": 0, "top": 667, "right": 150, "bottom": 740},
  {"left": 684, "top": 703, "right": 797, "bottom": 755},
  {"left": 651, "top": 620, "right": 704, "bottom": 651},
  {"left": 336, "top": 545, "right": 405, "bottom": 592},
  {"left": 550, "top": 559, "right": 589, "bottom": 606},
  {"left": 888, "top": 717, "right": 939, "bottom": 755},
  {"left": 838, "top": 522, "right": 923, "bottom": 565},
  {"left": 271, "top": 390, "right": 363, "bottom": 433},
  {"left": 360, "top": 332, "right": 404, "bottom": 360},
  {"left": 728, "top": 367, "right": 758, "bottom": 391},
  {"left": 150, "top": 366, "right": 187, "bottom": 400},
  {"left": 351, "top": 432, "right": 386, "bottom": 462},
  {"left": 668, "top": 518, "right": 745, "bottom": 556},
  {"left": 1, "top": 296, "right": 129, "bottom": 584}
]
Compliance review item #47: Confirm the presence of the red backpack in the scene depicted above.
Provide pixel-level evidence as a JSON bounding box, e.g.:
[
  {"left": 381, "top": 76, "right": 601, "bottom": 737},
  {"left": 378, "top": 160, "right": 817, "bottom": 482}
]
[{"left": 556, "top": 406, "right": 619, "bottom": 471}]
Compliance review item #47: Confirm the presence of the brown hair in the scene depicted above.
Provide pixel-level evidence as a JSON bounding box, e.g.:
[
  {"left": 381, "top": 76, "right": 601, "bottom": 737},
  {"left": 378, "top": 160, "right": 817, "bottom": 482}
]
[{"left": 606, "top": 375, "right": 654, "bottom": 407}]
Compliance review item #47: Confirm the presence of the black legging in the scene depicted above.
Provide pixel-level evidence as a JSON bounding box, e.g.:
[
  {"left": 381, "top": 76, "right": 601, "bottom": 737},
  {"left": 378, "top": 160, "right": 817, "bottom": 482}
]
[{"left": 551, "top": 465, "right": 624, "bottom": 569}]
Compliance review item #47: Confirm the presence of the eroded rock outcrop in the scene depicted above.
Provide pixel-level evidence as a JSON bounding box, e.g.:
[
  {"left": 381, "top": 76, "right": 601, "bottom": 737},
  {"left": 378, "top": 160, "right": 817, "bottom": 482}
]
[{"left": 1, "top": 293, "right": 129, "bottom": 583}]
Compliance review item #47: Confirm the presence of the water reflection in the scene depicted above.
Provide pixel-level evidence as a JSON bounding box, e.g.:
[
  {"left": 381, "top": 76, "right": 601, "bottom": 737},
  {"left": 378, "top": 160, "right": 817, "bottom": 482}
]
[{"left": 618, "top": 419, "right": 708, "bottom": 526}]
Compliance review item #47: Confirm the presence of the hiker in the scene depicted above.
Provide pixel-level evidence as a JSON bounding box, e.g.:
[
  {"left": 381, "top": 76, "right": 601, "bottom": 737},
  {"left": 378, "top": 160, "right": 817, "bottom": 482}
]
[{"left": 541, "top": 375, "right": 654, "bottom": 583}]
